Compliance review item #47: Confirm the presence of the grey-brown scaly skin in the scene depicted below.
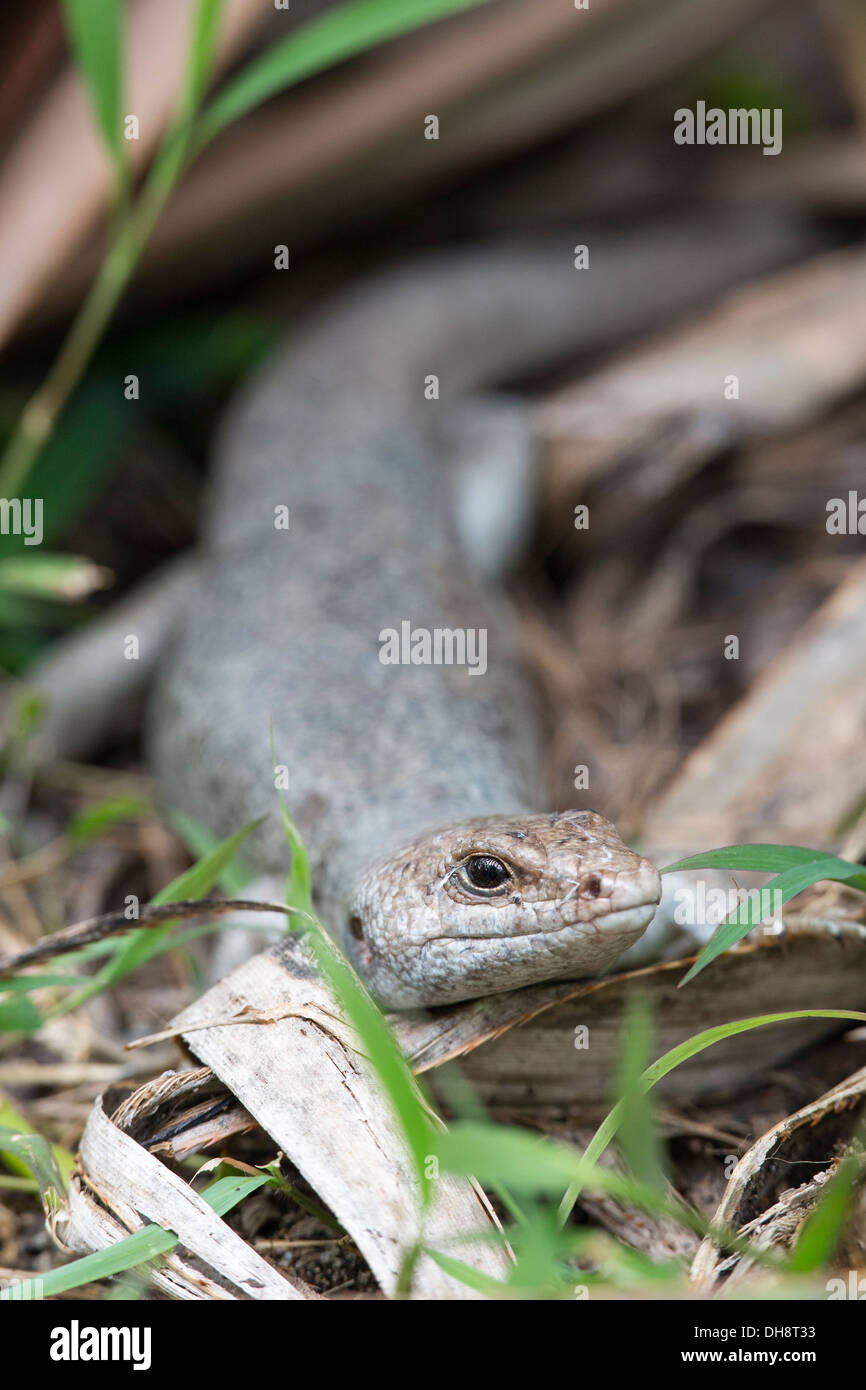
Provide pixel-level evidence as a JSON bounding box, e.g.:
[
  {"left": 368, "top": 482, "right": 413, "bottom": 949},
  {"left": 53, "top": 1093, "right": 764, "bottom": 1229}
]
[
  {"left": 350, "top": 810, "right": 660, "bottom": 1007},
  {"left": 149, "top": 223, "right": 809, "bottom": 1006}
]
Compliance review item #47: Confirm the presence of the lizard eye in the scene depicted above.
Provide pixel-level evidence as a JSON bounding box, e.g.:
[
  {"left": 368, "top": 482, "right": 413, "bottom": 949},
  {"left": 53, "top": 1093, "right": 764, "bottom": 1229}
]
[{"left": 460, "top": 854, "right": 513, "bottom": 893}]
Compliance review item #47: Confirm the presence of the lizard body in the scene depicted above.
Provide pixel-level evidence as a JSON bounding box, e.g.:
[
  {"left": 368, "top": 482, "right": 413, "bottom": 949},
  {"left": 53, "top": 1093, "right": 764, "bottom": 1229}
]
[
  {"left": 44, "top": 223, "right": 816, "bottom": 1007},
  {"left": 147, "top": 225, "right": 812, "bottom": 1005}
]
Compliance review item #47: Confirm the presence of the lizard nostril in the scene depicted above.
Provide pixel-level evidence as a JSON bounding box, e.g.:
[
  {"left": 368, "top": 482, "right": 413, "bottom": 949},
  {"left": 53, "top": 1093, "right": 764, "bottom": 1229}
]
[
  {"left": 348, "top": 914, "right": 364, "bottom": 941},
  {"left": 584, "top": 874, "right": 602, "bottom": 898}
]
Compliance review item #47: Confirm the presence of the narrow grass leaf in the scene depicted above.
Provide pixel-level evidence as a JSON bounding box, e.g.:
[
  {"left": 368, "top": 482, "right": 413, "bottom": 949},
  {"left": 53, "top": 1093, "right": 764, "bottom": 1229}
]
[
  {"left": 68, "top": 795, "right": 149, "bottom": 846},
  {"left": 167, "top": 808, "right": 252, "bottom": 897},
  {"left": 662, "top": 842, "right": 866, "bottom": 889},
  {"left": 788, "top": 1148, "right": 865, "bottom": 1273},
  {"left": 0, "top": 975, "right": 87, "bottom": 992},
  {"left": 195, "top": 0, "right": 494, "bottom": 148},
  {"left": 0, "top": 997, "right": 43, "bottom": 1032},
  {"left": 196, "top": 1171, "right": 269, "bottom": 1216},
  {"left": 54, "top": 819, "right": 266, "bottom": 1014},
  {"left": 277, "top": 799, "right": 313, "bottom": 919},
  {"left": 0, "top": 1226, "right": 175, "bottom": 1301},
  {"left": 152, "top": 817, "right": 266, "bottom": 906},
  {"left": 435, "top": 1120, "right": 744, "bottom": 1257},
  {"left": 436, "top": 1121, "right": 606, "bottom": 1196},
  {"left": 558, "top": 1008, "right": 866, "bottom": 1223},
  {"left": 144, "top": 0, "right": 227, "bottom": 194},
  {"left": 0, "top": 376, "right": 131, "bottom": 558},
  {"left": 102, "top": 816, "right": 267, "bottom": 980},
  {"left": 0, "top": 1119, "right": 73, "bottom": 1195},
  {"left": 680, "top": 858, "right": 866, "bottom": 985},
  {"left": 0, "top": 554, "right": 111, "bottom": 603},
  {"left": 424, "top": 1247, "right": 509, "bottom": 1296},
  {"left": 181, "top": 0, "right": 226, "bottom": 118},
  {"left": 272, "top": 788, "right": 434, "bottom": 1200},
  {"left": 0, "top": 1173, "right": 268, "bottom": 1300},
  {"left": 61, "top": 0, "right": 126, "bottom": 191},
  {"left": 504, "top": 1206, "right": 581, "bottom": 1296},
  {"left": 304, "top": 921, "right": 435, "bottom": 1204},
  {"left": 614, "top": 994, "right": 667, "bottom": 1192}
]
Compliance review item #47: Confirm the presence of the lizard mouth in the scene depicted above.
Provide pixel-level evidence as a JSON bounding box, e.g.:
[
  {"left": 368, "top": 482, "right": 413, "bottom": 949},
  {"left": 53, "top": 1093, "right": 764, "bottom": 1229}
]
[
  {"left": 355, "top": 900, "right": 661, "bottom": 1011},
  {"left": 424, "top": 899, "right": 658, "bottom": 947},
  {"left": 378, "top": 900, "right": 658, "bottom": 1008}
]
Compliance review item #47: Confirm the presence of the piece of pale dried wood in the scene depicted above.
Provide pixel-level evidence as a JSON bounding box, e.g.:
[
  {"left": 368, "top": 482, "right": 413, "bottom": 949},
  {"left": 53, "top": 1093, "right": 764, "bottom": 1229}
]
[
  {"left": 74, "top": 1095, "right": 311, "bottom": 1299},
  {"left": 709, "top": 134, "right": 866, "bottom": 215},
  {"left": 395, "top": 924, "right": 866, "bottom": 1112},
  {"left": 61, "top": 1177, "right": 243, "bottom": 1300},
  {"left": 690, "top": 1063, "right": 866, "bottom": 1291},
  {"left": 171, "top": 937, "right": 510, "bottom": 1298},
  {"left": 108, "top": 1065, "right": 257, "bottom": 1161},
  {"left": 641, "top": 555, "right": 866, "bottom": 856}
]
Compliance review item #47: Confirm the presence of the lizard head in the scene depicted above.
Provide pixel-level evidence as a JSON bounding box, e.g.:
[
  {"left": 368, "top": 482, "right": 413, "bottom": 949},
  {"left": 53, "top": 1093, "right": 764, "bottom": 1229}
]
[{"left": 347, "top": 809, "right": 660, "bottom": 1008}]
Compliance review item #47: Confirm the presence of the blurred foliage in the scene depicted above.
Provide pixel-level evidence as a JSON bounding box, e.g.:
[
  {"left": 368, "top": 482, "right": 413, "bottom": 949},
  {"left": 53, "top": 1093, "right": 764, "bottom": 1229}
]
[
  {"left": 0, "top": 311, "right": 276, "bottom": 672},
  {"left": 697, "top": 52, "right": 815, "bottom": 134}
]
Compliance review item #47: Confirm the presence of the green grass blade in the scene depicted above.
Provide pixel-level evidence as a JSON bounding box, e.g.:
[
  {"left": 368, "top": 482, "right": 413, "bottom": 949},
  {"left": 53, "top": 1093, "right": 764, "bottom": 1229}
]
[
  {"left": 304, "top": 918, "right": 436, "bottom": 1205},
  {"left": 0, "top": 0, "right": 493, "bottom": 503},
  {"left": 148, "top": 0, "right": 227, "bottom": 191},
  {"left": 0, "top": 1115, "right": 74, "bottom": 1195},
  {"left": 181, "top": 0, "right": 226, "bottom": 118},
  {"left": 435, "top": 1121, "right": 633, "bottom": 1200},
  {"left": 270, "top": 726, "right": 313, "bottom": 916},
  {"left": 61, "top": 0, "right": 126, "bottom": 192},
  {"left": 438, "top": 1122, "right": 580, "bottom": 1195},
  {"left": 195, "top": 0, "right": 494, "bottom": 148},
  {"left": 434, "top": 1120, "right": 757, "bottom": 1275},
  {"left": 51, "top": 818, "right": 266, "bottom": 1014},
  {"left": 0, "top": 375, "right": 132, "bottom": 556},
  {"left": 614, "top": 994, "right": 667, "bottom": 1193},
  {"left": 680, "top": 857, "right": 866, "bottom": 985},
  {"left": 662, "top": 842, "right": 866, "bottom": 886},
  {"left": 0, "top": 1172, "right": 268, "bottom": 1300},
  {"left": 0, "top": 997, "right": 43, "bottom": 1032},
  {"left": 558, "top": 1008, "right": 866, "bottom": 1224},
  {"left": 271, "top": 786, "right": 434, "bottom": 1204},
  {"left": 67, "top": 795, "right": 149, "bottom": 846},
  {"left": 787, "top": 1147, "right": 864, "bottom": 1273},
  {"left": 104, "top": 815, "right": 268, "bottom": 978},
  {"left": 198, "top": 1171, "right": 270, "bottom": 1215},
  {"left": 424, "top": 1247, "right": 509, "bottom": 1296},
  {"left": 3, "top": 1227, "right": 176, "bottom": 1301},
  {"left": 0, "top": 554, "right": 109, "bottom": 602},
  {"left": 0, "top": 975, "right": 87, "bottom": 992},
  {"left": 278, "top": 800, "right": 313, "bottom": 918},
  {"left": 151, "top": 816, "right": 266, "bottom": 906},
  {"left": 166, "top": 809, "right": 253, "bottom": 898}
]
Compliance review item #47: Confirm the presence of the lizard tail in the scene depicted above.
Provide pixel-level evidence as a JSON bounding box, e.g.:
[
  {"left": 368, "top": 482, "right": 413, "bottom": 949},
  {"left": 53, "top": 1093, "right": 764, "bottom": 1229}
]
[{"left": 204, "top": 212, "right": 815, "bottom": 552}]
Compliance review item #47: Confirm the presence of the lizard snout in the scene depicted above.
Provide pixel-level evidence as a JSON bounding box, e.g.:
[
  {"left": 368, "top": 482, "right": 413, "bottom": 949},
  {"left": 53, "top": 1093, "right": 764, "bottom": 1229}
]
[{"left": 558, "top": 853, "right": 661, "bottom": 928}]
